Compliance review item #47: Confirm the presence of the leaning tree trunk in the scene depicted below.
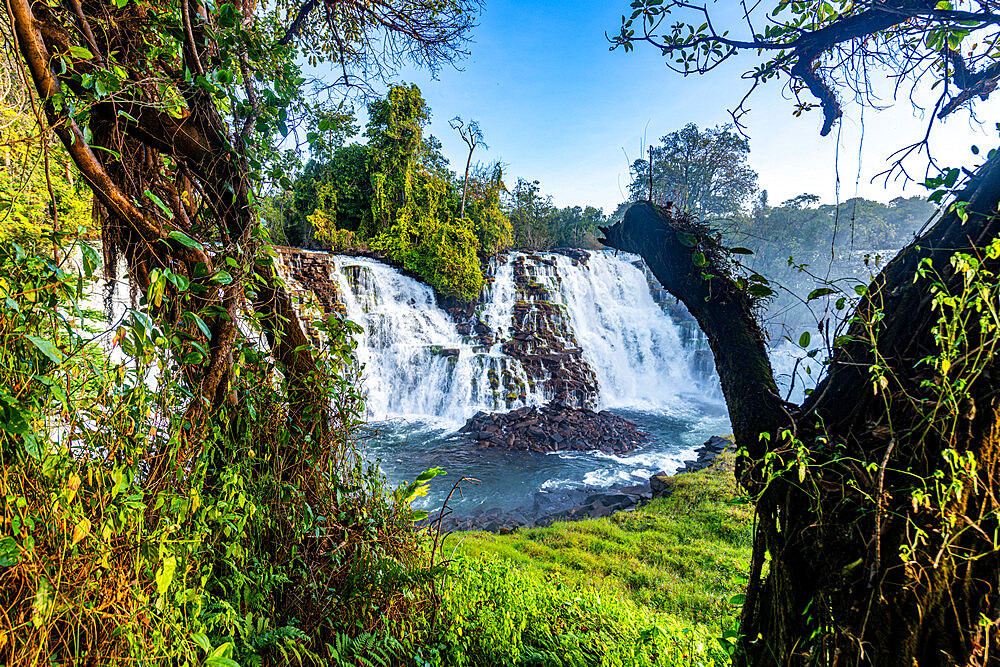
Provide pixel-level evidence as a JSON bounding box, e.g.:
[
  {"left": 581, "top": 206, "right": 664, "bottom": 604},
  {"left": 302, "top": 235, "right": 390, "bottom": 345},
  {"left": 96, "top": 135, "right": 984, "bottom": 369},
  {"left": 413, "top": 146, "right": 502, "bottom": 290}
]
[
  {"left": 7, "top": 0, "right": 326, "bottom": 437},
  {"left": 601, "top": 153, "right": 1000, "bottom": 666}
]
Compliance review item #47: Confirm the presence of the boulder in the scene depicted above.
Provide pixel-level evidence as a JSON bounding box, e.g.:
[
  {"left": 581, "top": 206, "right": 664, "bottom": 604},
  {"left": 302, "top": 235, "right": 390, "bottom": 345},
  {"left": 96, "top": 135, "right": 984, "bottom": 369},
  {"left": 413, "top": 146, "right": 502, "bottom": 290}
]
[
  {"left": 650, "top": 472, "right": 675, "bottom": 498},
  {"left": 460, "top": 404, "right": 649, "bottom": 455}
]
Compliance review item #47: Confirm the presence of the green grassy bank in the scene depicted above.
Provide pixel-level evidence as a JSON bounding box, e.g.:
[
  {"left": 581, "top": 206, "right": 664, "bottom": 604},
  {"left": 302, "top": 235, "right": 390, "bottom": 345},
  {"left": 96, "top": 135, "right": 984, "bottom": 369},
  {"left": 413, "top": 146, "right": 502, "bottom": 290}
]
[{"left": 412, "top": 453, "right": 753, "bottom": 667}]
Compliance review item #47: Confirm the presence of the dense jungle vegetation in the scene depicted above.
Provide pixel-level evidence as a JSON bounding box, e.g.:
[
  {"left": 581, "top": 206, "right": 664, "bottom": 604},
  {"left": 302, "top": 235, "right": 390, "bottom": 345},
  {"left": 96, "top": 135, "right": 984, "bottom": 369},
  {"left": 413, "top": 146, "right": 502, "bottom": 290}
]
[
  {"left": 4, "top": 0, "right": 1000, "bottom": 662},
  {"left": 262, "top": 83, "right": 609, "bottom": 302}
]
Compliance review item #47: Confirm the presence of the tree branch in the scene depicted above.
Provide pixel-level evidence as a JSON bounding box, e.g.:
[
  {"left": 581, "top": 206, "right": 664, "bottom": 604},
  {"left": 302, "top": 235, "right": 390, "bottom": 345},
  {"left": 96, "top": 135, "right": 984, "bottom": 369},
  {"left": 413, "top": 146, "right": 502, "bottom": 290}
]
[
  {"left": 599, "top": 201, "right": 790, "bottom": 457},
  {"left": 7, "top": 0, "right": 209, "bottom": 266}
]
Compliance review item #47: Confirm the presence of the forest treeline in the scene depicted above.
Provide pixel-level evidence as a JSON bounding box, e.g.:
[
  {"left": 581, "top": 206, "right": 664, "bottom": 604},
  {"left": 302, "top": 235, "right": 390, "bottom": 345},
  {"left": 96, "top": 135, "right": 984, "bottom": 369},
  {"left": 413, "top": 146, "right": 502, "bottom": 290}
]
[
  {"left": 258, "top": 101, "right": 936, "bottom": 309},
  {"left": 259, "top": 84, "right": 607, "bottom": 301}
]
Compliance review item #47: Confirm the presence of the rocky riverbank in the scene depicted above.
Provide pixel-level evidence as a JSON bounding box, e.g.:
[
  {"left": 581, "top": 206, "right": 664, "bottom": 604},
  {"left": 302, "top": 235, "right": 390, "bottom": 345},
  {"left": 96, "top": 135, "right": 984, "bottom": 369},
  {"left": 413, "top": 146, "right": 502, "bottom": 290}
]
[
  {"left": 427, "top": 435, "right": 733, "bottom": 533},
  {"left": 459, "top": 404, "right": 649, "bottom": 454}
]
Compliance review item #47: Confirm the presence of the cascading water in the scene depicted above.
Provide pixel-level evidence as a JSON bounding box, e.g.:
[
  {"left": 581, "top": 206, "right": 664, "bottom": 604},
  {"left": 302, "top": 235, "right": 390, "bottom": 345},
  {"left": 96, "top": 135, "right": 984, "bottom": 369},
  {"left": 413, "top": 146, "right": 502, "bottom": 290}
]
[
  {"left": 329, "top": 255, "right": 547, "bottom": 424},
  {"left": 542, "top": 253, "right": 702, "bottom": 411},
  {"left": 327, "top": 250, "right": 711, "bottom": 425},
  {"left": 295, "top": 248, "right": 732, "bottom": 515}
]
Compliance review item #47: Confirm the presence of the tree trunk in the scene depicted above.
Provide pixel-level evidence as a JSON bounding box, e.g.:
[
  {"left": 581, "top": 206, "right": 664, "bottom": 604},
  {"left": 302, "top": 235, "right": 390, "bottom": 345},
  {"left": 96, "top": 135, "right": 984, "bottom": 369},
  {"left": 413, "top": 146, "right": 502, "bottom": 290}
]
[
  {"left": 600, "top": 154, "right": 1000, "bottom": 665},
  {"left": 7, "top": 0, "right": 327, "bottom": 435}
]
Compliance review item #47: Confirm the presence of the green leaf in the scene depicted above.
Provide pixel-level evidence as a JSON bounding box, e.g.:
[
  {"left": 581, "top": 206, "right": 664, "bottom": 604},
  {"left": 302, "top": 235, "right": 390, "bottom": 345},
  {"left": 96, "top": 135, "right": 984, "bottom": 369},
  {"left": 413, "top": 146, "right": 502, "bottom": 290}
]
[
  {"left": 26, "top": 335, "right": 65, "bottom": 364},
  {"left": 747, "top": 284, "right": 774, "bottom": 298},
  {"left": 80, "top": 243, "right": 99, "bottom": 278},
  {"left": 167, "top": 230, "right": 203, "bottom": 250},
  {"left": 210, "top": 642, "right": 234, "bottom": 659},
  {"left": 205, "top": 658, "right": 240, "bottom": 667},
  {"left": 0, "top": 537, "right": 19, "bottom": 567},
  {"left": 691, "top": 251, "right": 707, "bottom": 267},
  {"left": 799, "top": 331, "right": 811, "bottom": 348},
  {"left": 0, "top": 402, "right": 29, "bottom": 436},
  {"left": 729, "top": 246, "right": 754, "bottom": 255},
  {"left": 144, "top": 190, "right": 173, "bottom": 218},
  {"left": 943, "top": 168, "right": 960, "bottom": 188},
  {"left": 68, "top": 45, "right": 93, "bottom": 59},
  {"left": 186, "top": 313, "right": 212, "bottom": 339},
  {"left": 415, "top": 467, "right": 446, "bottom": 484},
  {"left": 155, "top": 555, "right": 176, "bottom": 596},
  {"left": 212, "top": 270, "right": 233, "bottom": 285},
  {"left": 676, "top": 231, "right": 698, "bottom": 247},
  {"left": 807, "top": 287, "right": 836, "bottom": 301},
  {"left": 191, "top": 633, "right": 212, "bottom": 652}
]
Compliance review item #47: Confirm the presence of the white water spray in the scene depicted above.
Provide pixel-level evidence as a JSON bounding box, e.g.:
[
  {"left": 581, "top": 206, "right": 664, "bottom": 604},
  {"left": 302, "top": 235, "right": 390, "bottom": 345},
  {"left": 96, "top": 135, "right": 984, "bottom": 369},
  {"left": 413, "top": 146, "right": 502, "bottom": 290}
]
[{"left": 327, "top": 250, "right": 710, "bottom": 425}]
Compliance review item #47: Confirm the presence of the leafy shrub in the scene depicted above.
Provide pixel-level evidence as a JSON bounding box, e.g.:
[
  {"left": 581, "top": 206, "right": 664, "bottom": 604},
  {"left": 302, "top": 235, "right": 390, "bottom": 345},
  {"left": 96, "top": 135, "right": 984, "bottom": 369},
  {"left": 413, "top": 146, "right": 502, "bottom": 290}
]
[{"left": 0, "top": 235, "right": 440, "bottom": 665}]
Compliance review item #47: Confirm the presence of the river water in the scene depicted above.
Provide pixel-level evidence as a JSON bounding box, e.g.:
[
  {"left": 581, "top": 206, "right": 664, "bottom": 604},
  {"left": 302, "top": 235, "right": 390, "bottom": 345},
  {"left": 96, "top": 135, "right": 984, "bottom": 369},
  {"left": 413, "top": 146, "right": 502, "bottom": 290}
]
[{"left": 320, "top": 250, "right": 730, "bottom": 513}]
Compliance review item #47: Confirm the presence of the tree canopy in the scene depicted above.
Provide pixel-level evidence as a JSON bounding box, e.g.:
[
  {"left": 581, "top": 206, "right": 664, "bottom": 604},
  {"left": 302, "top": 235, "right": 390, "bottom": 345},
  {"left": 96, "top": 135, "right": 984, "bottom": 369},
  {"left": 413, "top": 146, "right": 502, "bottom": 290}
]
[{"left": 626, "top": 123, "right": 757, "bottom": 219}]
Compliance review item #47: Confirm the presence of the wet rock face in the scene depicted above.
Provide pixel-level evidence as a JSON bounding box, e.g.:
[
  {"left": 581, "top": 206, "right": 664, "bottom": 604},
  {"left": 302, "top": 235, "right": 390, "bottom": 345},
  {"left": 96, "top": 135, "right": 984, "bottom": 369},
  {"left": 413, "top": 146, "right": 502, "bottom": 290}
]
[
  {"left": 460, "top": 404, "right": 649, "bottom": 455},
  {"left": 273, "top": 248, "right": 349, "bottom": 345},
  {"left": 549, "top": 247, "right": 591, "bottom": 266},
  {"left": 502, "top": 255, "right": 599, "bottom": 408}
]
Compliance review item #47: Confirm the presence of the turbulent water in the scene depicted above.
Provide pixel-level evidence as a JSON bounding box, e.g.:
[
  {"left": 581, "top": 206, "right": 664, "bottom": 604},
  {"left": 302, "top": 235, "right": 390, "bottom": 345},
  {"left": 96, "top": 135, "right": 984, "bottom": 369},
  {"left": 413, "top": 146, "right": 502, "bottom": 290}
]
[
  {"left": 315, "top": 250, "right": 729, "bottom": 512},
  {"left": 331, "top": 251, "right": 711, "bottom": 424},
  {"left": 330, "top": 256, "right": 545, "bottom": 423}
]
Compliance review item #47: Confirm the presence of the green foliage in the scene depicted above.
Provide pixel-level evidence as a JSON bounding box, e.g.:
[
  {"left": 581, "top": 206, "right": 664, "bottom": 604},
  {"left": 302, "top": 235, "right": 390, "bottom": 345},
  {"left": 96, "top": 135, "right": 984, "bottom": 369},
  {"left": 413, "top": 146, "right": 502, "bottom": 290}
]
[
  {"left": 507, "top": 178, "right": 607, "bottom": 250},
  {"left": 371, "top": 172, "right": 485, "bottom": 302},
  {"left": 276, "top": 86, "right": 610, "bottom": 300},
  {"left": 0, "top": 236, "right": 440, "bottom": 665},
  {"left": 275, "top": 85, "right": 512, "bottom": 302},
  {"left": 364, "top": 85, "right": 490, "bottom": 302},
  {"left": 366, "top": 84, "right": 432, "bottom": 237},
  {"left": 715, "top": 192, "right": 936, "bottom": 335},
  {"left": 626, "top": 124, "right": 757, "bottom": 220},
  {"left": 0, "top": 109, "right": 93, "bottom": 244},
  {"left": 463, "top": 162, "right": 511, "bottom": 256}
]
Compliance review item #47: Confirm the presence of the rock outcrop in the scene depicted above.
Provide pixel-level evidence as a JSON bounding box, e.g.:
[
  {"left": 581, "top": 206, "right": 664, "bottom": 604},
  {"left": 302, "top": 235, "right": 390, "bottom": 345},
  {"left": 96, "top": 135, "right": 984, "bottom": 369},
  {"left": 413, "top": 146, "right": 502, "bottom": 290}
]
[
  {"left": 499, "top": 254, "right": 599, "bottom": 407},
  {"left": 460, "top": 404, "right": 649, "bottom": 455}
]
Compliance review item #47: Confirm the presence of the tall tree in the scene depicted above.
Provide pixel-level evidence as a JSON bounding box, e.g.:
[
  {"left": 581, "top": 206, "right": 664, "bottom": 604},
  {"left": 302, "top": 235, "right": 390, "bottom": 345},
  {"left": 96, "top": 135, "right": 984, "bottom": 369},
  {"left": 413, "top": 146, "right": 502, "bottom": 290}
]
[
  {"left": 449, "top": 115, "right": 485, "bottom": 219},
  {"left": 627, "top": 123, "right": 757, "bottom": 219},
  {"left": 609, "top": 1, "right": 1000, "bottom": 665},
  {"left": 506, "top": 177, "right": 552, "bottom": 249}
]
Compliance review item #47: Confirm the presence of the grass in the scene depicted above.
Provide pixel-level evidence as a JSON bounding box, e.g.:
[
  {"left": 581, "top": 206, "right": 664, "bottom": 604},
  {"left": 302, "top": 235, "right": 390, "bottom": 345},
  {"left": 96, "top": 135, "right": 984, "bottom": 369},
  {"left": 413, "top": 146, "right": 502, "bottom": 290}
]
[
  {"left": 415, "top": 452, "right": 754, "bottom": 666},
  {"left": 443, "top": 453, "right": 752, "bottom": 629}
]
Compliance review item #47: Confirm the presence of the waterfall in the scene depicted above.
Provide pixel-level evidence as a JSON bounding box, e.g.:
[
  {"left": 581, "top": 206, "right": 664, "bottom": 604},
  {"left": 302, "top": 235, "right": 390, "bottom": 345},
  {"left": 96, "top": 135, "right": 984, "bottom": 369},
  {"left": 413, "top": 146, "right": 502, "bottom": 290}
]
[
  {"left": 548, "top": 253, "right": 699, "bottom": 410},
  {"left": 320, "top": 250, "right": 710, "bottom": 425}
]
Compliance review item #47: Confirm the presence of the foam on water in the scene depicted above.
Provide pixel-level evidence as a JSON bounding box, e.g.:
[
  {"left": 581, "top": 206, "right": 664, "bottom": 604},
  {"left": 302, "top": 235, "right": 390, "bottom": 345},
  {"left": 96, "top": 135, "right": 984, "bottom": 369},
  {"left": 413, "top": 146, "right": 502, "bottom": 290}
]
[{"left": 330, "top": 250, "right": 711, "bottom": 424}]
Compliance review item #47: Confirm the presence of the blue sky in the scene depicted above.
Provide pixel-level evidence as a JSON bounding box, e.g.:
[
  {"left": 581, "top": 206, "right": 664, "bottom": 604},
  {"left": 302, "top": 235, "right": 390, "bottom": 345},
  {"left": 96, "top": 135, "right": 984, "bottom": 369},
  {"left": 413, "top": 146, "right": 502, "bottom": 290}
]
[{"left": 344, "top": 0, "right": 1000, "bottom": 213}]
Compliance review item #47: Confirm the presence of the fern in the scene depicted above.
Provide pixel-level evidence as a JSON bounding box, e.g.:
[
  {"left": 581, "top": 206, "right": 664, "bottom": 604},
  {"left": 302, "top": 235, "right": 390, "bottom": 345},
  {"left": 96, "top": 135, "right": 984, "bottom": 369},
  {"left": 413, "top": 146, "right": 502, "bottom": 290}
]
[{"left": 326, "top": 632, "right": 402, "bottom": 667}]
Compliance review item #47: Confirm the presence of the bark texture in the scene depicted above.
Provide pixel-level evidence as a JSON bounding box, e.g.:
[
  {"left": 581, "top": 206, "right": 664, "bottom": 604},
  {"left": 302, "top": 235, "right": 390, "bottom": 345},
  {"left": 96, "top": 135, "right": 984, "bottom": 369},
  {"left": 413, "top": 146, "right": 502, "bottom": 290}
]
[
  {"left": 601, "top": 159, "right": 1000, "bottom": 664},
  {"left": 7, "top": 0, "right": 325, "bottom": 431}
]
